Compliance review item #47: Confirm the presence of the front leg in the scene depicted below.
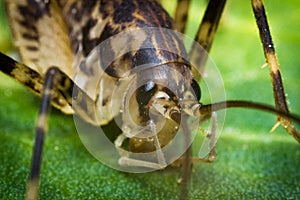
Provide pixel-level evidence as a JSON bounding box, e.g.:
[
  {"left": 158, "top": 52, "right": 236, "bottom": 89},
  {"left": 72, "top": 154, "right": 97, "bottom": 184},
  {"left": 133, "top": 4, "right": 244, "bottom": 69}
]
[
  {"left": 0, "top": 53, "right": 98, "bottom": 199},
  {"left": 114, "top": 123, "right": 168, "bottom": 170},
  {"left": 26, "top": 67, "right": 62, "bottom": 200}
]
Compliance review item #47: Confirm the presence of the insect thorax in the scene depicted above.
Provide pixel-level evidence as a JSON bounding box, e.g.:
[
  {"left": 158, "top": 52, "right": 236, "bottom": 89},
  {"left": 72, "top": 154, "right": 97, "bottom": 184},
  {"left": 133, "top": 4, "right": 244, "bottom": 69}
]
[{"left": 65, "top": 1, "right": 201, "bottom": 154}]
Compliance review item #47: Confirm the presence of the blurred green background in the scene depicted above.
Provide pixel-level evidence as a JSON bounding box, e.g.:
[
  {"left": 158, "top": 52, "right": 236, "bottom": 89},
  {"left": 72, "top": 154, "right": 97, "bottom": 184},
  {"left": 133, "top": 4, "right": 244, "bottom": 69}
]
[{"left": 0, "top": 0, "right": 299, "bottom": 199}]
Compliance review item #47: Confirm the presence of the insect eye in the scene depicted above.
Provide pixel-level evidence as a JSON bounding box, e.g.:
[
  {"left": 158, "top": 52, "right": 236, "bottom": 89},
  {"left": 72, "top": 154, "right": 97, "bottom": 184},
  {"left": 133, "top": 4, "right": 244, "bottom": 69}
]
[
  {"left": 136, "top": 81, "right": 157, "bottom": 106},
  {"left": 191, "top": 79, "right": 201, "bottom": 101}
]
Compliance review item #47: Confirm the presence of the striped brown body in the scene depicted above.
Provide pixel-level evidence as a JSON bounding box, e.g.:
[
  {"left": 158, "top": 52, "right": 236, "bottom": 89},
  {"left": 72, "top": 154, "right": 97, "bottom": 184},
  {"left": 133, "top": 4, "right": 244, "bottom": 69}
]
[
  {"left": 5, "top": 0, "right": 199, "bottom": 153},
  {"left": 7, "top": 0, "right": 188, "bottom": 76}
]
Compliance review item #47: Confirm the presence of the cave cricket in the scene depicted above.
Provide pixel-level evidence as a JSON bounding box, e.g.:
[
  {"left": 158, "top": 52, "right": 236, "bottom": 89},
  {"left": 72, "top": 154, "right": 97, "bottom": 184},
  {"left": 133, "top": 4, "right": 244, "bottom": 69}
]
[{"left": 0, "top": 0, "right": 300, "bottom": 200}]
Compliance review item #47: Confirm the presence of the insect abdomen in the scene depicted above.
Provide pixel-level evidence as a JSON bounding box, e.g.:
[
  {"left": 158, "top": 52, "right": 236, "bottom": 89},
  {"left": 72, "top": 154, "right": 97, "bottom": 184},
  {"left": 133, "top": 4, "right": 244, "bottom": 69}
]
[{"left": 60, "top": 0, "right": 190, "bottom": 77}]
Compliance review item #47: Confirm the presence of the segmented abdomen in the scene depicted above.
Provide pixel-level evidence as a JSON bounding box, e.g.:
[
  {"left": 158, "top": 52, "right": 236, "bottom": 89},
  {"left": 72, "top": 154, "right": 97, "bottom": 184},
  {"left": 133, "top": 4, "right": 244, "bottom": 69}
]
[{"left": 60, "top": 0, "right": 188, "bottom": 77}]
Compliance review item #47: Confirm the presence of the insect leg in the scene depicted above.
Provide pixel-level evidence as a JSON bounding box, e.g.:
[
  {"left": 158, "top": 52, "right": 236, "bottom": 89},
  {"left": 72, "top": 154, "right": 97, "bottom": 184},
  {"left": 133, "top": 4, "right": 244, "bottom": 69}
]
[
  {"left": 174, "top": 0, "right": 191, "bottom": 33},
  {"left": 116, "top": 123, "right": 168, "bottom": 169},
  {"left": 175, "top": 111, "right": 217, "bottom": 164},
  {"left": 0, "top": 55, "right": 64, "bottom": 198},
  {"left": 0, "top": 52, "right": 44, "bottom": 96},
  {"left": 0, "top": 53, "right": 98, "bottom": 198},
  {"left": 251, "top": 0, "right": 300, "bottom": 142},
  {"left": 150, "top": 121, "right": 167, "bottom": 167},
  {"left": 178, "top": 112, "right": 217, "bottom": 199},
  {"left": 0, "top": 52, "right": 98, "bottom": 124},
  {"left": 0, "top": 52, "right": 73, "bottom": 114},
  {"left": 25, "top": 67, "right": 61, "bottom": 200},
  {"left": 204, "top": 111, "right": 217, "bottom": 162},
  {"left": 189, "top": 0, "right": 226, "bottom": 80},
  {"left": 179, "top": 114, "right": 192, "bottom": 200}
]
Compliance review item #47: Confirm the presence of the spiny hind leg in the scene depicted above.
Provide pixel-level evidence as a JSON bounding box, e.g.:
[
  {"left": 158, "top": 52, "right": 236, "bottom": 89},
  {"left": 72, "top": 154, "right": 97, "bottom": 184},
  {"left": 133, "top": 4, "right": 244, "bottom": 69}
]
[{"left": 251, "top": 0, "right": 300, "bottom": 142}]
